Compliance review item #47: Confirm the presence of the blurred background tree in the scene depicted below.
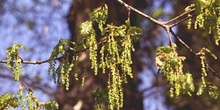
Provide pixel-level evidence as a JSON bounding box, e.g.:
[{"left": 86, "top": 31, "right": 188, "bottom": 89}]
[{"left": 0, "top": 0, "right": 220, "bottom": 110}]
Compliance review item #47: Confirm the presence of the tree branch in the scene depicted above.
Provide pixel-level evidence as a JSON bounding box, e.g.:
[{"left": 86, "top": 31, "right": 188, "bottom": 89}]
[
  {"left": 0, "top": 57, "right": 62, "bottom": 65},
  {"left": 1, "top": 0, "right": 217, "bottom": 79},
  {"left": 170, "top": 29, "right": 220, "bottom": 79},
  {"left": 118, "top": 0, "right": 220, "bottom": 79},
  {"left": 117, "top": 0, "right": 195, "bottom": 29},
  {"left": 117, "top": 0, "right": 166, "bottom": 28},
  {"left": 168, "top": 11, "right": 195, "bottom": 28},
  {"left": 0, "top": 1, "right": 194, "bottom": 65},
  {"left": 164, "top": 8, "right": 195, "bottom": 26}
]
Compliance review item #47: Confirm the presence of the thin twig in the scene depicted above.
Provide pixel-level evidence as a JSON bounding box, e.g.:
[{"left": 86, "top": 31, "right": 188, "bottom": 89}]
[
  {"left": 0, "top": 57, "right": 62, "bottom": 65},
  {"left": 165, "top": 27, "right": 175, "bottom": 47},
  {"left": 169, "top": 12, "right": 195, "bottom": 28},
  {"left": 170, "top": 29, "right": 220, "bottom": 79},
  {"left": 0, "top": 34, "right": 110, "bottom": 65},
  {"left": 170, "top": 29, "right": 197, "bottom": 55},
  {"left": 117, "top": 0, "right": 195, "bottom": 29},
  {"left": 20, "top": 79, "right": 30, "bottom": 92},
  {"left": 117, "top": 0, "right": 166, "bottom": 28},
  {"left": 164, "top": 8, "right": 195, "bottom": 25}
]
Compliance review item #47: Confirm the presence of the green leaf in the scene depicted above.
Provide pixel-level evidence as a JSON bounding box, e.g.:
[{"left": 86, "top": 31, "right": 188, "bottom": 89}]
[
  {"left": 91, "top": 4, "right": 108, "bottom": 24},
  {"left": 129, "top": 26, "right": 143, "bottom": 36},
  {"left": 6, "top": 43, "right": 25, "bottom": 81},
  {"left": 197, "top": 83, "right": 205, "bottom": 95},
  {"left": 0, "top": 93, "right": 19, "bottom": 109},
  {"left": 208, "top": 85, "right": 219, "bottom": 99},
  {"left": 45, "top": 100, "right": 59, "bottom": 110},
  {"left": 193, "top": 0, "right": 220, "bottom": 45},
  {"left": 91, "top": 4, "right": 108, "bottom": 35},
  {"left": 80, "top": 21, "right": 93, "bottom": 36}
]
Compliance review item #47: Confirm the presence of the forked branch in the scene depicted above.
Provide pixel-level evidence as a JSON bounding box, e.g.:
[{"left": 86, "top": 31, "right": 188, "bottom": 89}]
[{"left": 118, "top": 0, "right": 220, "bottom": 79}]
